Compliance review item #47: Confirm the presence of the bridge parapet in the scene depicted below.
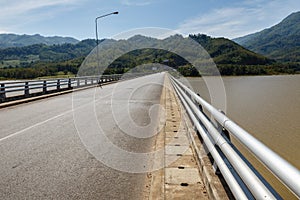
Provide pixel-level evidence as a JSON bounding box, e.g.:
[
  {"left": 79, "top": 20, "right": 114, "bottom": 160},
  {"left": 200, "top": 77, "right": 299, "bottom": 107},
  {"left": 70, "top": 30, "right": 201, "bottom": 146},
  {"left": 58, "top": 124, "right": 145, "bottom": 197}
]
[
  {"left": 0, "top": 75, "right": 122, "bottom": 103},
  {"left": 0, "top": 72, "right": 156, "bottom": 104},
  {"left": 169, "top": 74, "right": 300, "bottom": 199}
]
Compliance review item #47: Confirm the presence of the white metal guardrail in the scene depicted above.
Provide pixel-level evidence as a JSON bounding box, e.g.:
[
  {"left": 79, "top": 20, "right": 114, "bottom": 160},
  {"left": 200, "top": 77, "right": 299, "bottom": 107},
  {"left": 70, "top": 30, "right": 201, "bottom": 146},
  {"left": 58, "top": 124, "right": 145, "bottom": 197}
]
[
  {"left": 169, "top": 74, "right": 300, "bottom": 200},
  {"left": 0, "top": 72, "right": 155, "bottom": 103},
  {"left": 0, "top": 74, "right": 122, "bottom": 102}
]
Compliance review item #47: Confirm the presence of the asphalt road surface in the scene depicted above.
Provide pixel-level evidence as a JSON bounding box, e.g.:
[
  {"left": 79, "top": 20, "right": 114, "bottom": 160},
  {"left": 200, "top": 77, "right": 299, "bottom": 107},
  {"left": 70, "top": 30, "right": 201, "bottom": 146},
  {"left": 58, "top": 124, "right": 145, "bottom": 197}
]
[{"left": 0, "top": 73, "right": 165, "bottom": 199}]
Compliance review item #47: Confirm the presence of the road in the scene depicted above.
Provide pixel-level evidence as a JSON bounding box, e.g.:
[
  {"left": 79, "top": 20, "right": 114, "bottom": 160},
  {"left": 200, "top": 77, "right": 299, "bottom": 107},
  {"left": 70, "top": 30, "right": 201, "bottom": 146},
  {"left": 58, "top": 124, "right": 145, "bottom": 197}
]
[{"left": 0, "top": 73, "right": 165, "bottom": 199}]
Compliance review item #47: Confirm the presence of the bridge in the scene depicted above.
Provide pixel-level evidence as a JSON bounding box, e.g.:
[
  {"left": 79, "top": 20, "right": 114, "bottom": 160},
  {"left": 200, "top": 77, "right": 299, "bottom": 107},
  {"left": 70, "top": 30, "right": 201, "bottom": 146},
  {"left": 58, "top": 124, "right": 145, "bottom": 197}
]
[{"left": 0, "top": 73, "right": 299, "bottom": 199}]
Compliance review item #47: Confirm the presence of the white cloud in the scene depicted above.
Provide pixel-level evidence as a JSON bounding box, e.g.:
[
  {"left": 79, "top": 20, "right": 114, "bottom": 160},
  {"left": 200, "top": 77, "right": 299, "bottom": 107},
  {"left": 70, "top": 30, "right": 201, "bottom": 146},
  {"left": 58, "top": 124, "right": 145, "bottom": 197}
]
[
  {"left": 176, "top": 0, "right": 300, "bottom": 39},
  {"left": 120, "top": 0, "right": 151, "bottom": 6},
  {"left": 0, "top": 0, "right": 80, "bottom": 16},
  {"left": 0, "top": 0, "right": 82, "bottom": 33}
]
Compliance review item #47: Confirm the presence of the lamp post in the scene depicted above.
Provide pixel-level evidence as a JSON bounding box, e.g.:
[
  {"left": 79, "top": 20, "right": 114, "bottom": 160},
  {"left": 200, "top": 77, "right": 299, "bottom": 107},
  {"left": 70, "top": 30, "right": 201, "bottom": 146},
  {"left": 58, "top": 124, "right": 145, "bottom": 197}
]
[
  {"left": 95, "top": 11, "right": 119, "bottom": 47},
  {"left": 95, "top": 11, "right": 118, "bottom": 86}
]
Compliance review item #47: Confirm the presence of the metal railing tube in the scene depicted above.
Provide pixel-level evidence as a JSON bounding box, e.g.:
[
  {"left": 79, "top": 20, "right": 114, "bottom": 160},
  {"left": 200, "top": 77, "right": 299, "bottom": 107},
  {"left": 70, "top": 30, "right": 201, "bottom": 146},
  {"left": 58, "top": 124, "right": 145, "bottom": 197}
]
[
  {"left": 171, "top": 78, "right": 278, "bottom": 199},
  {"left": 0, "top": 74, "right": 153, "bottom": 103},
  {"left": 225, "top": 121, "right": 300, "bottom": 198},
  {"left": 172, "top": 82, "right": 249, "bottom": 200},
  {"left": 171, "top": 76, "right": 300, "bottom": 198}
]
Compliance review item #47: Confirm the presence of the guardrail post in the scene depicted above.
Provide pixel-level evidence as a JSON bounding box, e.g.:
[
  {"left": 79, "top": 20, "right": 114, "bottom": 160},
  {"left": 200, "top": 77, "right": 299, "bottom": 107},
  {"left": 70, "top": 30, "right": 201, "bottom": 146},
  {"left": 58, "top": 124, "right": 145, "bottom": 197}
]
[
  {"left": 196, "top": 93, "right": 203, "bottom": 112},
  {"left": 25, "top": 82, "right": 29, "bottom": 96},
  {"left": 43, "top": 81, "right": 47, "bottom": 93},
  {"left": 68, "top": 79, "right": 72, "bottom": 89},
  {"left": 219, "top": 110, "right": 231, "bottom": 141},
  {"left": 85, "top": 79, "right": 88, "bottom": 85},
  {"left": 0, "top": 83, "right": 6, "bottom": 102},
  {"left": 57, "top": 79, "right": 60, "bottom": 90},
  {"left": 77, "top": 79, "right": 80, "bottom": 87}
]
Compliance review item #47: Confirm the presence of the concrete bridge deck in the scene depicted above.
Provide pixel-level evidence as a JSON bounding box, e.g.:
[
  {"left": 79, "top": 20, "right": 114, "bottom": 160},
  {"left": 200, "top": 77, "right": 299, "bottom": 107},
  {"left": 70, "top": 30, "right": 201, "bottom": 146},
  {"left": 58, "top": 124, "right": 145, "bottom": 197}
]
[{"left": 0, "top": 73, "right": 227, "bottom": 199}]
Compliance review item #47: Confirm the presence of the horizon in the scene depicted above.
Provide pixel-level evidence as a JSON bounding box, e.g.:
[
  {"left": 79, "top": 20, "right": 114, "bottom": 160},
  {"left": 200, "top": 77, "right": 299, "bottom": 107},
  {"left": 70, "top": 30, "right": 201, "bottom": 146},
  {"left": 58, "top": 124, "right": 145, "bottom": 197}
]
[
  {"left": 0, "top": 31, "right": 241, "bottom": 41},
  {"left": 0, "top": 7, "right": 298, "bottom": 42},
  {"left": 0, "top": 1, "right": 299, "bottom": 40}
]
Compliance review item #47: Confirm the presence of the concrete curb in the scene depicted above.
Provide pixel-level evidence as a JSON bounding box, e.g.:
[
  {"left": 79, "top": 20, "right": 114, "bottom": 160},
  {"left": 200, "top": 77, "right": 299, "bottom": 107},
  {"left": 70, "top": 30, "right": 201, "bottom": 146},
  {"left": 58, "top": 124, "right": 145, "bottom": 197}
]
[
  {"left": 148, "top": 75, "right": 211, "bottom": 199},
  {"left": 167, "top": 75, "right": 232, "bottom": 200},
  {"left": 182, "top": 110, "right": 232, "bottom": 200}
]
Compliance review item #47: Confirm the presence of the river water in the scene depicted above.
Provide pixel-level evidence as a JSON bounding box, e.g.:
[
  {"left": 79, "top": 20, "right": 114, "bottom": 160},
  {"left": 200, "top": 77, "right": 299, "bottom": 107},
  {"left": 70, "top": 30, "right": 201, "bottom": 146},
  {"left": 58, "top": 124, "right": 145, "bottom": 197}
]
[{"left": 184, "top": 75, "right": 300, "bottom": 199}]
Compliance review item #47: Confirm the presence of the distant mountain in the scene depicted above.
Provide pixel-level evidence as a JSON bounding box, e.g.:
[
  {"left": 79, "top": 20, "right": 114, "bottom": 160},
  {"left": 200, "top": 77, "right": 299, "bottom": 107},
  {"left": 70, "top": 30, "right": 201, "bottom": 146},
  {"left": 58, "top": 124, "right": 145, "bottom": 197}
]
[
  {"left": 1, "top": 34, "right": 297, "bottom": 80},
  {"left": 0, "top": 34, "right": 271, "bottom": 65},
  {"left": 89, "top": 34, "right": 273, "bottom": 76},
  {"left": 190, "top": 34, "right": 272, "bottom": 65},
  {"left": 0, "top": 33, "right": 79, "bottom": 48},
  {"left": 234, "top": 11, "right": 300, "bottom": 62},
  {"left": 0, "top": 39, "right": 96, "bottom": 62}
]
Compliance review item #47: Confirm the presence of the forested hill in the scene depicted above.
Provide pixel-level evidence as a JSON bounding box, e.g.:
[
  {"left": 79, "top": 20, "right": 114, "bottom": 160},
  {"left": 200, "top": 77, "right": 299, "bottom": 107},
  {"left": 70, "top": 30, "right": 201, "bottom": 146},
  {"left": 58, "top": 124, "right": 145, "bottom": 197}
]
[
  {"left": 0, "top": 34, "right": 298, "bottom": 79},
  {"left": 189, "top": 34, "right": 272, "bottom": 65},
  {"left": 0, "top": 34, "right": 271, "bottom": 65},
  {"left": 0, "top": 33, "right": 79, "bottom": 48},
  {"left": 0, "top": 39, "right": 96, "bottom": 62},
  {"left": 234, "top": 11, "right": 300, "bottom": 62}
]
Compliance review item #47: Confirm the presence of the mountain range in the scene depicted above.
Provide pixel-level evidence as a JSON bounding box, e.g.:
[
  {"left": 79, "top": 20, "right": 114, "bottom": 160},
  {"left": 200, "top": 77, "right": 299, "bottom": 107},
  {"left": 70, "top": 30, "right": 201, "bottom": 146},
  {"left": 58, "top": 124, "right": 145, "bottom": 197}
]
[
  {"left": 0, "top": 11, "right": 299, "bottom": 79},
  {"left": 234, "top": 11, "right": 300, "bottom": 62},
  {"left": 0, "top": 34, "right": 79, "bottom": 48},
  {"left": 0, "top": 34, "right": 271, "bottom": 64},
  {"left": 0, "top": 33, "right": 285, "bottom": 79}
]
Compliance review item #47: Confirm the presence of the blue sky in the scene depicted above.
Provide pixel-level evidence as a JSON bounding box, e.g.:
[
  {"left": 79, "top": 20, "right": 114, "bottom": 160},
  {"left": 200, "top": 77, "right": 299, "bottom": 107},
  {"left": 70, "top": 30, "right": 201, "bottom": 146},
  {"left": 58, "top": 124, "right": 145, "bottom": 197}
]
[{"left": 0, "top": 0, "right": 299, "bottom": 40}]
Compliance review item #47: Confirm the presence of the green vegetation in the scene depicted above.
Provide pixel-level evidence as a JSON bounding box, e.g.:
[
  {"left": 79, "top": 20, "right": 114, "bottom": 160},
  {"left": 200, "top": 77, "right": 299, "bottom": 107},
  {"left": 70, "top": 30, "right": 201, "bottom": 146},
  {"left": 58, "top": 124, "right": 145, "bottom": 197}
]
[
  {"left": 0, "top": 55, "right": 39, "bottom": 68},
  {"left": 190, "top": 34, "right": 273, "bottom": 65},
  {"left": 0, "top": 39, "right": 95, "bottom": 63},
  {"left": 189, "top": 34, "right": 299, "bottom": 75},
  {"left": 0, "top": 57, "right": 83, "bottom": 79},
  {"left": 105, "top": 48, "right": 191, "bottom": 74},
  {"left": 0, "top": 33, "right": 78, "bottom": 48},
  {"left": 234, "top": 11, "right": 300, "bottom": 62},
  {"left": 0, "top": 33, "right": 299, "bottom": 80},
  {"left": 0, "top": 39, "right": 95, "bottom": 79}
]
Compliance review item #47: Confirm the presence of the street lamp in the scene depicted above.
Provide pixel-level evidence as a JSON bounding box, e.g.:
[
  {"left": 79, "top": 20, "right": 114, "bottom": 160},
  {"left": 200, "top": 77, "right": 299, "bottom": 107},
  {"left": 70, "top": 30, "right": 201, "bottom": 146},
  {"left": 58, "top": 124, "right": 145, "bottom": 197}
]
[
  {"left": 95, "top": 11, "right": 119, "bottom": 47},
  {"left": 95, "top": 11, "right": 118, "bottom": 86}
]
